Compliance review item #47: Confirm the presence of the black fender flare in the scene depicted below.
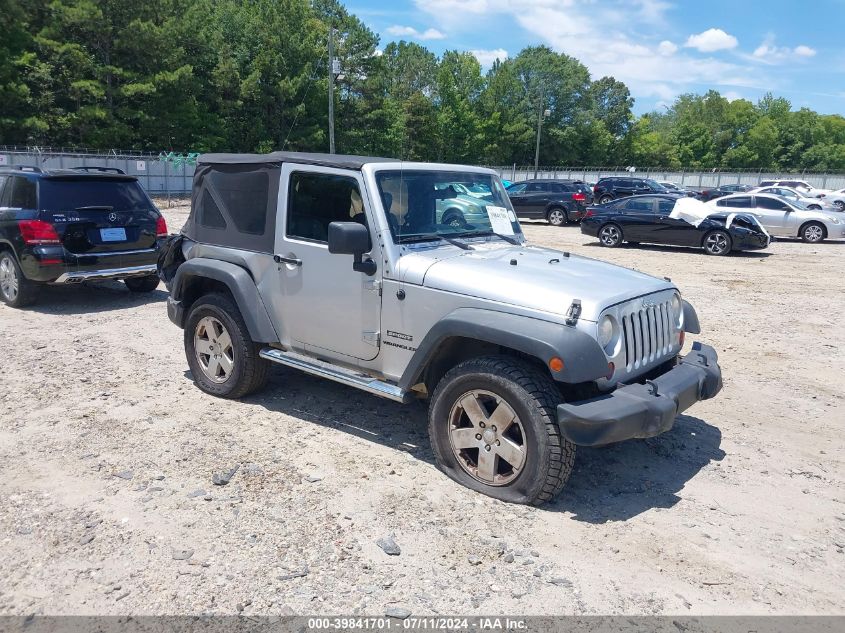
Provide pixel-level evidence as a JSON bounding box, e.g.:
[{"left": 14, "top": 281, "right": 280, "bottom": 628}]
[
  {"left": 170, "top": 257, "right": 279, "bottom": 343},
  {"left": 398, "top": 308, "right": 610, "bottom": 390},
  {"left": 682, "top": 299, "right": 701, "bottom": 334}
]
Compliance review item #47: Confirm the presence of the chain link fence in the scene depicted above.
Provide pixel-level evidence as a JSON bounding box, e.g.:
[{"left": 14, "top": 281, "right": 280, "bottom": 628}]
[
  {"left": 3, "top": 147, "right": 845, "bottom": 194},
  {"left": 491, "top": 165, "right": 845, "bottom": 190}
]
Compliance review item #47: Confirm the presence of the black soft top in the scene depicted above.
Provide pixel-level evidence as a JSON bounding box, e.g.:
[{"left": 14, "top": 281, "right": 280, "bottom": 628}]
[{"left": 197, "top": 151, "right": 400, "bottom": 170}]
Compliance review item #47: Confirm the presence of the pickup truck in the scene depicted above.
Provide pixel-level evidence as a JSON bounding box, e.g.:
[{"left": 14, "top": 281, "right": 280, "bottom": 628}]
[{"left": 160, "top": 152, "right": 722, "bottom": 505}]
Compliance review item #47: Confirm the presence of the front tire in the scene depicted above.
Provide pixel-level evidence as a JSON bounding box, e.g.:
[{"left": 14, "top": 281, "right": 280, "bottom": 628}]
[
  {"left": 598, "top": 223, "right": 623, "bottom": 247},
  {"left": 428, "top": 355, "right": 575, "bottom": 505},
  {"left": 547, "top": 207, "right": 567, "bottom": 227},
  {"left": 124, "top": 275, "right": 160, "bottom": 293},
  {"left": 800, "top": 222, "right": 825, "bottom": 243},
  {"left": 184, "top": 293, "right": 270, "bottom": 398},
  {"left": 833, "top": 200, "right": 844, "bottom": 211},
  {"left": 703, "top": 230, "right": 732, "bottom": 255},
  {"left": 442, "top": 209, "right": 466, "bottom": 228},
  {"left": 0, "top": 252, "right": 40, "bottom": 308}
]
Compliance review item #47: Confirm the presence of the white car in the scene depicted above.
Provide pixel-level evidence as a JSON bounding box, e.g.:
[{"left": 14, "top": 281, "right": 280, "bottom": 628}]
[
  {"left": 824, "top": 188, "right": 845, "bottom": 211},
  {"left": 748, "top": 186, "right": 837, "bottom": 211},
  {"left": 708, "top": 192, "right": 845, "bottom": 243},
  {"left": 758, "top": 179, "right": 832, "bottom": 198}
]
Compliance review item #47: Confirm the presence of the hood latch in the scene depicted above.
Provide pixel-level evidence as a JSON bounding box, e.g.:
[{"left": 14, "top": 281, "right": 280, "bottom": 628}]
[{"left": 565, "top": 299, "right": 582, "bottom": 326}]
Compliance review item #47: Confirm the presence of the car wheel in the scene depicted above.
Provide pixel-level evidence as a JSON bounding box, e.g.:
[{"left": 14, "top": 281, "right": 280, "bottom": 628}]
[
  {"left": 124, "top": 275, "right": 160, "bottom": 293},
  {"left": 834, "top": 200, "right": 844, "bottom": 211},
  {"left": 703, "top": 230, "right": 732, "bottom": 256},
  {"left": 598, "top": 223, "right": 623, "bottom": 247},
  {"left": 442, "top": 209, "right": 466, "bottom": 228},
  {"left": 800, "top": 222, "right": 825, "bottom": 243},
  {"left": 599, "top": 195, "right": 613, "bottom": 205},
  {"left": 0, "top": 251, "right": 40, "bottom": 308},
  {"left": 808, "top": 204, "right": 821, "bottom": 210},
  {"left": 428, "top": 355, "right": 575, "bottom": 505},
  {"left": 547, "top": 207, "right": 567, "bottom": 227},
  {"left": 184, "top": 293, "right": 270, "bottom": 398}
]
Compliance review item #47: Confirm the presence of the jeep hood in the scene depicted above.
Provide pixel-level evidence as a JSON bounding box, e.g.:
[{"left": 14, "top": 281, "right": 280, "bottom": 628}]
[{"left": 398, "top": 244, "right": 674, "bottom": 322}]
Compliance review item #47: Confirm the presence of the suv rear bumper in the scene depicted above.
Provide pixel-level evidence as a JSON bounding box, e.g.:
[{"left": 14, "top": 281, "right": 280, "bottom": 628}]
[
  {"left": 55, "top": 264, "right": 157, "bottom": 284},
  {"left": 20, "top": 243, "right": 161, "bottom": 283},
  {"left": 556, "top": 342, "right": 722, "bottom": 446}
]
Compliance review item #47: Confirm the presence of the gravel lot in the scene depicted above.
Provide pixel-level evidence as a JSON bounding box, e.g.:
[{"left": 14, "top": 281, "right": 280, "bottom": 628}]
[{"left": 1, "top": 204, "right": 843, "bottom": 616}]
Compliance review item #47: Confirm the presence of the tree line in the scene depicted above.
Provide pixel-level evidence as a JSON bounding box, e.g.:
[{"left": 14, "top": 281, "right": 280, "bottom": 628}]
[{"left": 1, "top": 0, "right": 844, "bottom": 170}]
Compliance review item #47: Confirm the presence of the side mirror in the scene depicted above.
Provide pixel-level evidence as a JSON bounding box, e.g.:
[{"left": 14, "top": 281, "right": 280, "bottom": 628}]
[{"left": 328, "top": 221, "right": 376, "bottom": 275}]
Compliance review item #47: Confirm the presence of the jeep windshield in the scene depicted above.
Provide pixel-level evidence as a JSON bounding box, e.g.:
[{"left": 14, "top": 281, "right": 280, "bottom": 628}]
[{"left": 375, "top": 169, "right": 522, "bottom": 244}]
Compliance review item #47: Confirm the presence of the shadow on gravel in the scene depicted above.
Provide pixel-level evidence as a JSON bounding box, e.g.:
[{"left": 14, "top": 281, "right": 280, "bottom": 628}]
[
  {"left": 240, "top": 364, "right": 435, "bottom": 462},
  {"left": 582, "top": 241, "right": 774, "bottom": 257},
  {"left": 549, "top": 414, "right": 724, "bottom": 523},
  {"left": 22, "top": 281, "right": 168, "bottom": 315}
]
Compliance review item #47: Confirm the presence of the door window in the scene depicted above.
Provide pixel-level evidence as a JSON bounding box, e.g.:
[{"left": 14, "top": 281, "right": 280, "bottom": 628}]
[
  {"left": 526, "top": 183, "right": 545, "bottom": 192},
  {"left": 723, "top": 196, "right": 752, "bottom": 208},
  {"left": 623, "top": 197, "right": 656, "bottom": 212},
  {"left": 287, "top": 172, "right": 363, "bottom": 243},
  {"left": 0, "top": 176, "right": 8, "bottom": 206},
  {"left": 756, "top": 197, "right": 791, "bottom": 211},
  {"left": 506, "top": 183, "right": 527, "bottom": 194},
  {"left": 657, "top": 199, "right": 676, "bottom": 214}
]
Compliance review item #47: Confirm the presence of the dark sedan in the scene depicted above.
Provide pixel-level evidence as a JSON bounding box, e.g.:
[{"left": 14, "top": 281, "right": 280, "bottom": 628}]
[
  {"left": 698, "top": 183, "right": 753, "bottom": 202},
  {"left": 579, "top": 194, "right": 770, "bottom": 256}
]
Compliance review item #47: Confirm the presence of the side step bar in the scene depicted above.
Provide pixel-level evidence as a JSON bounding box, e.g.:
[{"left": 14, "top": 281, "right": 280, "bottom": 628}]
[{"left": 259, "top": 348, "right": 410, "bottom": 403}]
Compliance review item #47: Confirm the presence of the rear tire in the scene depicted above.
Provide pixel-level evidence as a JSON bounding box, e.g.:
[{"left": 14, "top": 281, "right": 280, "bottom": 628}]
[
  {"left": 428, "top": 355, "right": 575, "bottom": 506},
  {"left": 800, "top": 222, "right": 825, "bottom": 243},
  {"left": 184, "top": 293, "right": 270, "bottom": 398},
  {"left": 547, "top": 207, "right": 567, "bottom": 227},
  {"left": 599, "top": 195, "right": 613, "bottom": 205},
  {"left": 124, "top": 275, "right": 160, "bottom": 293},
  {"left": 834, "top": 200, "right": 844, "bottom": 211},
  {"left": 703, "top": 230, "right": 732, "bottom": 255},
  {"left": 0, "top": 251, "right": 40, "bottom": 308},
  {"left": 598, "top": 223, "right": 623, "bottom": 247}
]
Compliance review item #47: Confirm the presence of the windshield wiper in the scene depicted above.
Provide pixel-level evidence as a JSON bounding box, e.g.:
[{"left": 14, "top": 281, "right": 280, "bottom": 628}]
[
  {"left": 397, "top": 233, "right": 473, "bottom": 250},
  {"left": 458, "top": 230, "right": 521, "bottom": 245}
]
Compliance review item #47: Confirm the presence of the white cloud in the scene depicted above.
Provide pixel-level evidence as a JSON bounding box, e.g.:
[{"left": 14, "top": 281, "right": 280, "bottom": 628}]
[
  {"left": 413, "top": 1, "right": 770, "bottom": 107},
  {"left": 385, "top": 25, "right": 446, "bottom": 40},
  {"left": 658, "top": 40, "right": 677, "bottom": 56},
  {"left": 751, "top": 35, "right": 818, "bottom": 64},
  {"left": 470, "top": 48, "right": 509, "bottom": 68},
  {"left": 685, "top": 28, "right": 738, "bottom": 53}
]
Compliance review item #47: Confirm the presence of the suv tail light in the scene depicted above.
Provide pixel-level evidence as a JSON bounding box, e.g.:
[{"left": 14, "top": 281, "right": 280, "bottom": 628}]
[
  {"left": 18, "top": 220, "right": 60, "bottom": 245},
  {"left": 593, "top": 185, "right": 598, "bottom": 193},
  {"left": 156, "top": 215, "right": 168, "bottom": 237},
  {"left": 572, "top": 192, "right": 586, "bottom": 202}
]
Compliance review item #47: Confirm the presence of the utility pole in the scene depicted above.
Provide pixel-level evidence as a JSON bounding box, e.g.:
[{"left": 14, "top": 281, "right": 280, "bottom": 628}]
[
  {"left": 533, "top": 84, "right": 548, "bottom": 179},
  {"left": 328, "top": 27, "right": 336, "bottom": 154}
]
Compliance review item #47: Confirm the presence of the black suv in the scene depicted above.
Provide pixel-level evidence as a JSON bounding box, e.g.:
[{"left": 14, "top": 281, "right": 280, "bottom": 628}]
[
  {"left": 592, "top": 177, "right": 670, "bottom": 205},
  {"left": 0, "top": 166, "right": 167, "bottom": 307},
  {"left": 505, "top": 179, "right": 593, "bottom": 225}
]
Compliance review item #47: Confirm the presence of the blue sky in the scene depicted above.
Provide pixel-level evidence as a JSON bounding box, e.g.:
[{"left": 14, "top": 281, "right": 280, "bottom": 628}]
[{"left": 348, "top": 0, "right": 845, "bottom": 114}]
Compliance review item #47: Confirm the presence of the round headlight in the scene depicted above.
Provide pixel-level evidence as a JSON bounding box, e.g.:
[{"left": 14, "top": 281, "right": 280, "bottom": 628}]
[
  {"left": 598, "top": 315, "right": 617, "bottom": 354},
  {"left": 671, "top": 293, "right": 683, "bottom": 328}
]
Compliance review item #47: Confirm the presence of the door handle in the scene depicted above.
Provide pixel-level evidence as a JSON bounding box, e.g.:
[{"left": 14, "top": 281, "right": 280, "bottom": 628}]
[{"left": 274, "top": 254, "right": 302, "bottom": 266}]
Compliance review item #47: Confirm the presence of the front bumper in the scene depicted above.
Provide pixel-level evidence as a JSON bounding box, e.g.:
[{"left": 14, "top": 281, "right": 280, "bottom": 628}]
[{"left": 557, "top": 342, "right": 722, "bottom": 446}]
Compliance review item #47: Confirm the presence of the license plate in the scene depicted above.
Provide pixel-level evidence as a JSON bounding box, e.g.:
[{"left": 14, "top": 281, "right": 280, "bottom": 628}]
[{"left": 100, "top": 227, "right": 127, "bottom": 242}]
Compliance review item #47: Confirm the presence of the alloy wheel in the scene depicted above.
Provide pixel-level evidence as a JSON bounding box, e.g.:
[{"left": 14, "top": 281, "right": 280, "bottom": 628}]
[
  {"left": 448, "top": 389, "right": 527, "bottom": 486},
  {"left": 194, "top": 316, "right": 235, "bottom": 383},
  {"left": 804, "top": 224, "right": 824, "bottom": 242},
  {"left": 599, "top": 225, "right": 621, "bottom": 246},
  {"left": 705, "top": 232, "right": 729, "bottom": 255},
  {"left": 548, "top": 209, "right": 565, "bottom": 226},
  {"left": 0, "top": 257, "right": 19, "bottom": 302}
]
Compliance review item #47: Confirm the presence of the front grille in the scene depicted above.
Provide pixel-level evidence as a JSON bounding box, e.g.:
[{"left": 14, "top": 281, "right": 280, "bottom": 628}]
[{"left": 620, "top": 299, "right": 674, "bottom": 372}]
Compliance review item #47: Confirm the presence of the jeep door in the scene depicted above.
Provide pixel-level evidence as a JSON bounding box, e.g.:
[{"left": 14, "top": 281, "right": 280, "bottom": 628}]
[{"left": 272, "top": 164, "right": 381, "bottom": 361}]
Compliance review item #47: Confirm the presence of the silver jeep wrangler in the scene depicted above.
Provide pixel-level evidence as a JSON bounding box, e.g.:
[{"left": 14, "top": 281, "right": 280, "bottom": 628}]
[{"left": 163, "top": 152, "right": 722, "bottom": 505}]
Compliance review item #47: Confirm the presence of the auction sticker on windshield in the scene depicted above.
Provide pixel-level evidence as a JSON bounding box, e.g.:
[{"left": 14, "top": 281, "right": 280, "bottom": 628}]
[{"left": 486, "top": 205, "right": 515, "bottom": 235}]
